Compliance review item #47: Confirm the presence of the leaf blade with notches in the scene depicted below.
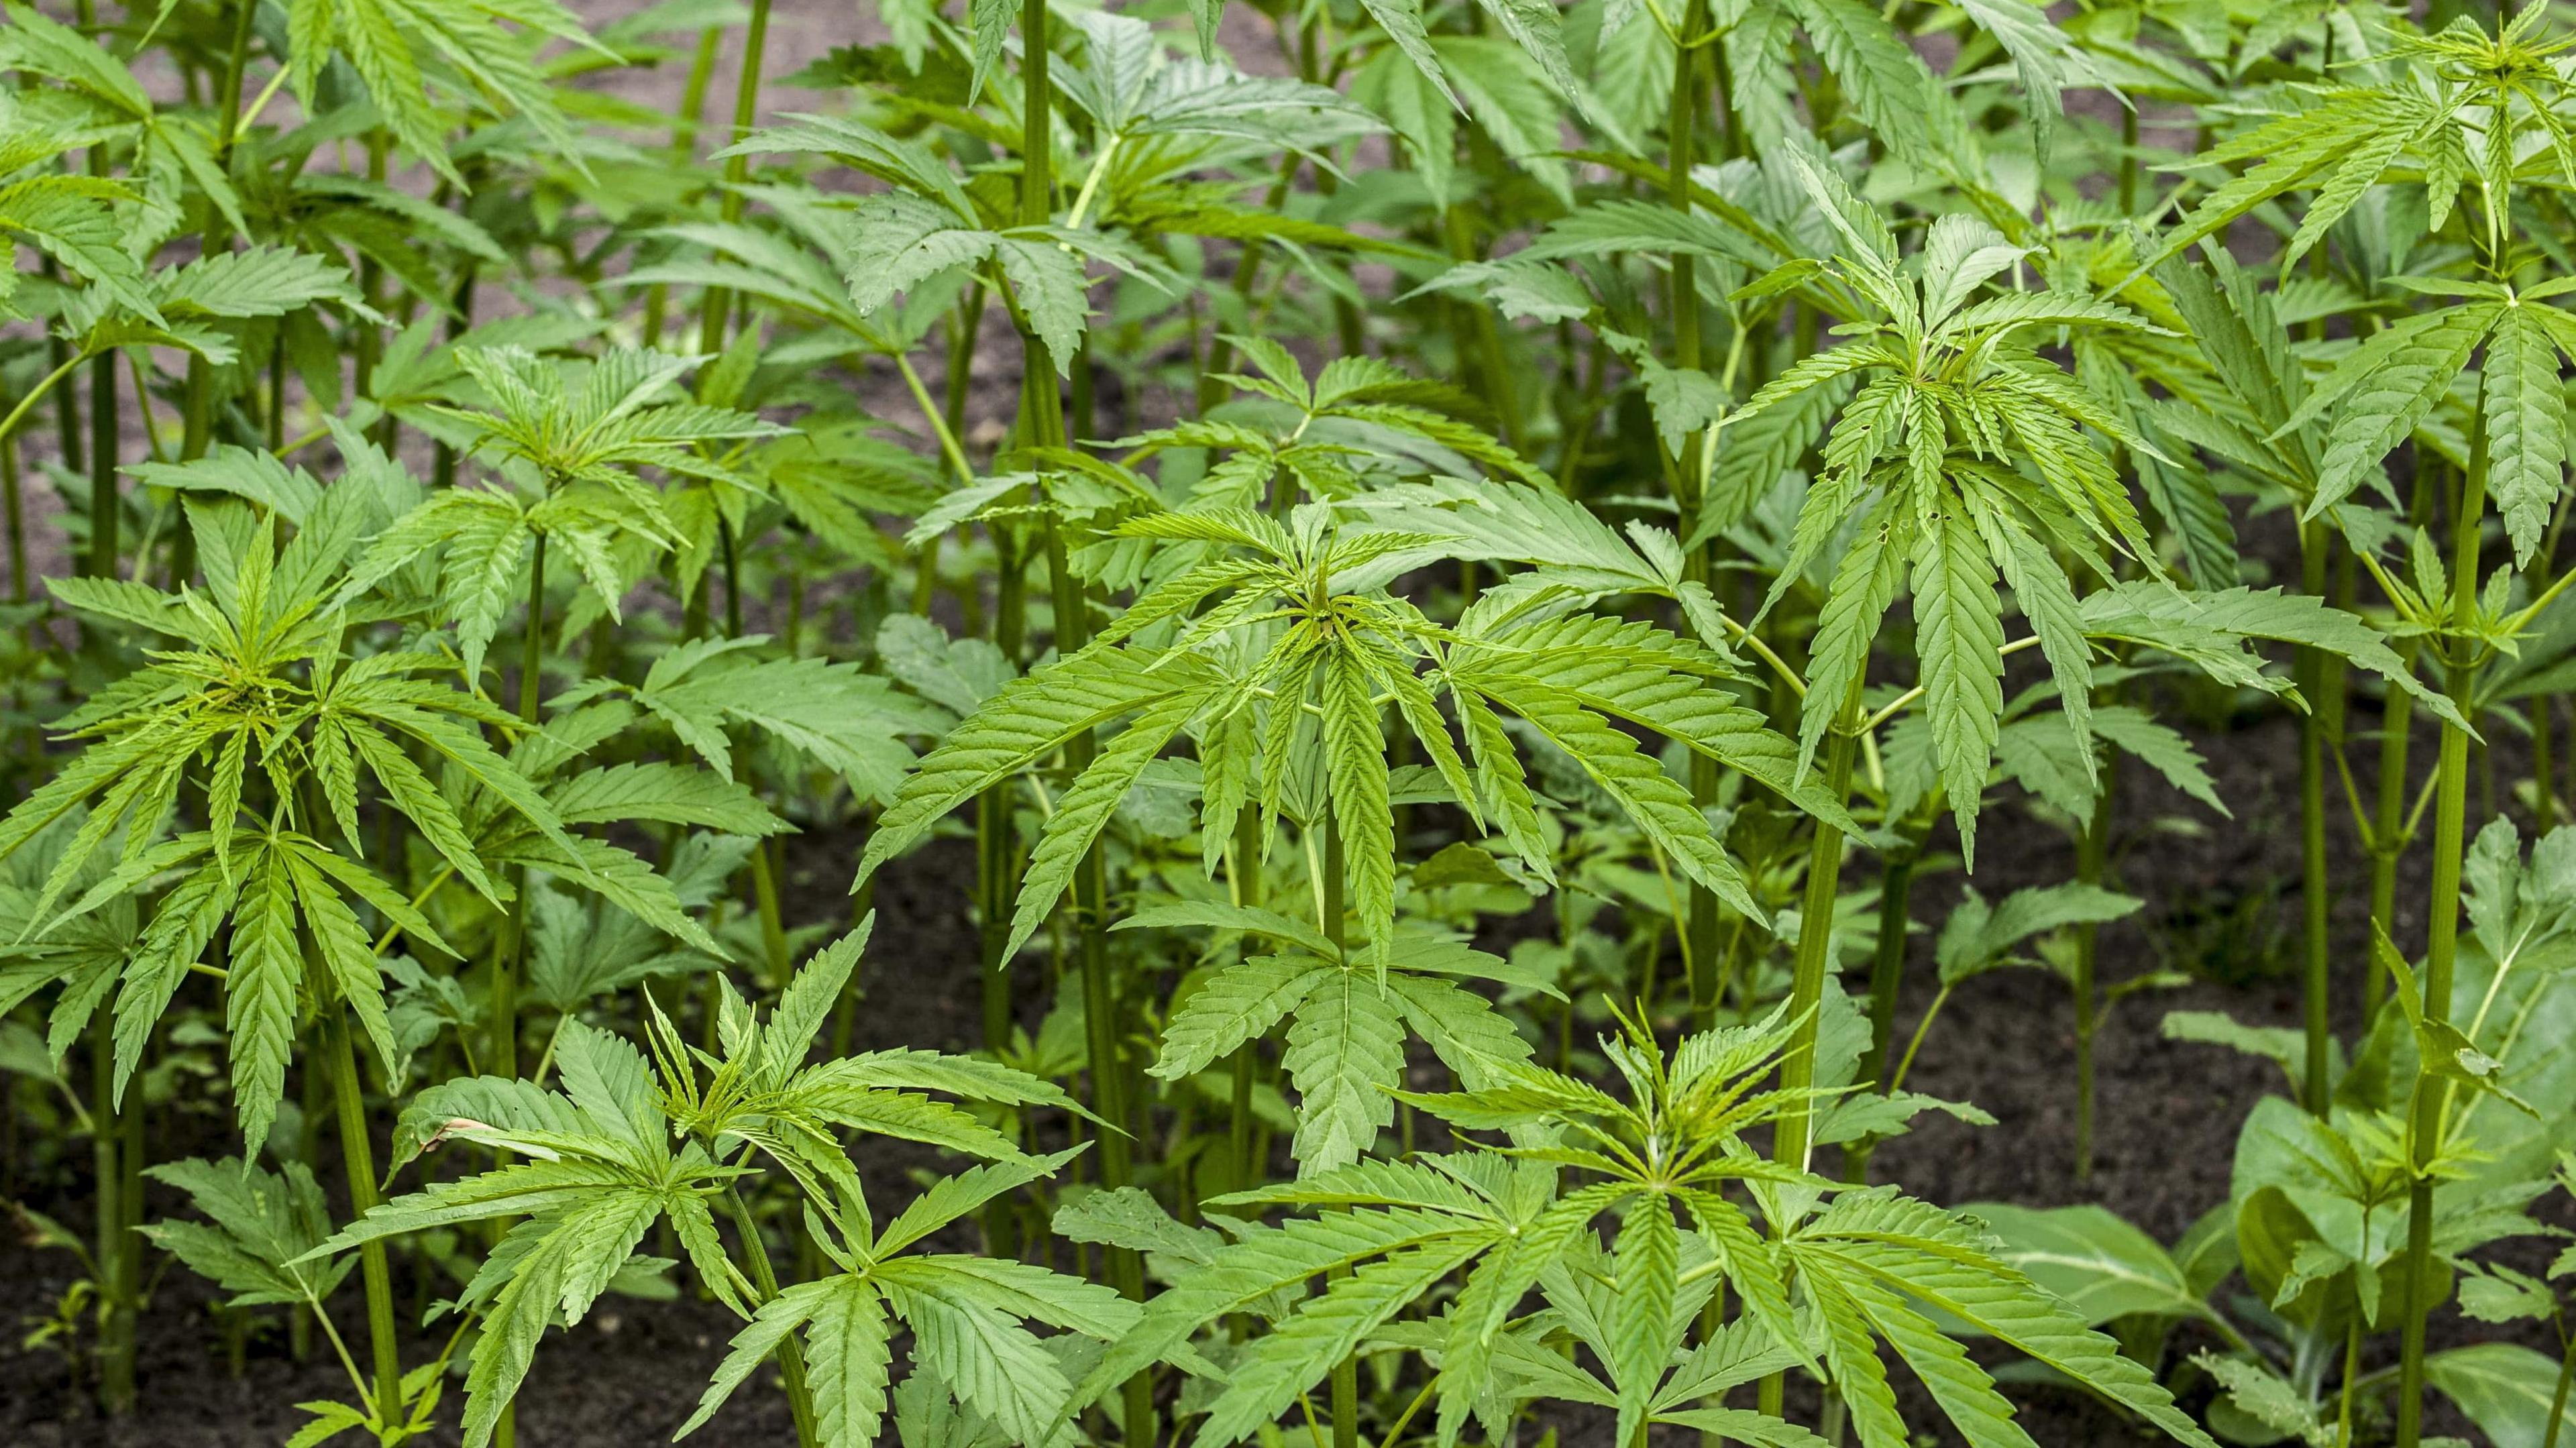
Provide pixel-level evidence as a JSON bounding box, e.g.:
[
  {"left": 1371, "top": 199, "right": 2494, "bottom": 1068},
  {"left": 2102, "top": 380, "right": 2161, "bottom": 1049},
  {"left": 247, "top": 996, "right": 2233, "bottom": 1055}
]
[{"left": 857, "top": 647, "right": 1219, "bottom": 883}]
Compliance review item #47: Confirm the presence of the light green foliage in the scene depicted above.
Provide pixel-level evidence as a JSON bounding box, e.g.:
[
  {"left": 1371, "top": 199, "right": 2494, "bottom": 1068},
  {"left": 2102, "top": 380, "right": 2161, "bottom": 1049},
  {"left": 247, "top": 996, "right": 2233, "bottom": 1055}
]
[{"left": 13, "top": 0, "right": 2576, "bottom": 1445}]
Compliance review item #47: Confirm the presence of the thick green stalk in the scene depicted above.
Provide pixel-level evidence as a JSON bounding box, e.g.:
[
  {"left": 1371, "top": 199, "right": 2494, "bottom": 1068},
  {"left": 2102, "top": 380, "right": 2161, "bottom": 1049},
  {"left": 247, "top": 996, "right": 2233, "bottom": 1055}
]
[
  {"left": 91, "top": 1013, "right": 134, "bottom": 1414},
  {"left": 981, "top": 0, "right": 1067, "bottom": 1062},
  {"left": 695, "top": 0, "right": 775, "bottom": 353},
  {"left": 710, "top": 513, "right": 792, "bottom": 986},
  {"left": 2542, "top": 1329, "right": 2575, "bottom": 1448},
  {"left": 641, "top": 26, "right": 725, "bottom": 351},
  {"left": 44, "top": 265, "right": 80, "bottom": 478},
  {"left": 1225, "top": 806, "right": 1265, "bottom": 1200},
  {"left": 1845, "top": 829, "right": 1920, "bottom": 1183},
  {"left": 86, "top": 343, "right": 115, "bottom": 581},
  {"left": 2367, "top": 467, "right": 2438, "bottom": 1015},
  {"left": 1322, "top": 818, "right": 1358, "bottom": 1448},
  {"left": 179, "top": 0, "right": 258, "bottom": 467},
  {"left": 3, "top": 425, "right": 23, "bottom": 603},
  {"left": 1668, "top": 0, "right": 1724, "bottom": 1032},
  {"left": 321, "top": 1009, "right": 402, "bottom": 1427},
  {"left": 977, "top": 547, "right": 1027, "bottom": 1054},
  {"left": 2367, "top": 667, "right": 2418, "bottom": 1021},
  {"left": 914, "top": 285, "right": 987, "bottom": 617},
  {"left": 1021, "top": 5, "right": 1149, "bottom": 1436},
  {"left": 490, "top": 536, "right": 548, "bottom": 1080},
  {"left": 354, "top": 137, "right": 390, "bottom": 450},
  {"left": 690, "top": 30, "right": 794, "bottom": 993},
  {"left": 1054, "top": 535, "right": 1118, "bottom": 1189},
  {"left": 1199, "top": 11, "right": 1332, "bottom": 395},
  {"left": 2395, "top": 390, "right": 2489, "bottom": 1448},
  {"left": 1760, "top": 685, "right": 1862, "bottom": 1420},
  {"left": 1049, "top": 505, "right": 1152, "bottom": 1441},
  {"left": 1440, "top": 209, "right": 1521, "bottom": 455},
  {"left": 2537, "top": 696, "right": 2557, "bottom": 832},
  {"left": 1775, "top": 685, "right": 1865, "bottom": 1171},
  {"left": 722, "top": 1186, "right": 819, "bottom": 1447},
  {"left": 2072, "top": 762, "right": 2113, "bottom": 1175},
  {"left": 2298, "top": 520, "right": 2341, "bottom": 1113},
  {"left": 429, "top": 254, "right": 479, "bottom": 491}
]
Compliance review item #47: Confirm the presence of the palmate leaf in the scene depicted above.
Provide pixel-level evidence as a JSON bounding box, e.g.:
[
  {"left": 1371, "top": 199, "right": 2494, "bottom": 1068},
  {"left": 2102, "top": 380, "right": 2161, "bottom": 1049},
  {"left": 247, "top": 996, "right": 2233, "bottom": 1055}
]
[
  {"left": 1796, "top": 492, "right": 1911, "bottom": 780},
  {"left": 2300, "top": 304, "right": 2496, "bottom": 516},
  {"left": 1791, "top": 1189, "right": 2220, "bottom": 1448},
  {"left": 1605, "top": 1197, "right": 1680, "bottom": 1444},
  {"left": 141, "top": 1156, "right": 354, "bottom": 1309},
  {"left": 1451, "top": 608, "right": 1849, "bottom": 824},
  {"left": 1004, "top": 688, "right": 1206, "bottom": 965},
  {"left": 1320, "top": 643, "right": 1396, "bottom": 970},
  {"left": 225, "top": 848, "right": 303, "bottom": 1152},
  {"left": 286, "top": 0, "right": 596, "bottom": 190},
  {"left": 1353, "top": 0, "right": 1458, "bottom": 109},
  {"left": 1431, "top": 1182, "right": 1633, "bottom": 1444},
  {"left": 160, "top": 245, "right": 371, "bottom": 321},
  {"left": 839, "top": 194, "right": 1095, "bottom": 370},
  {"left": 2079, "top": 581, "right": 2467, "bottom": 731},
  {"left": 687, "top": 1263, "right": 1124, "bottom": 1448},
  {"left": 489, "top": 834, "right": 720, "bottom": 956},
  {"left": 1783, "top": 0, "right": 1973, "bottom": 178},
  {"left": 800, "top": 1047, "right": 1093, "bottom": 1121},
  {"left": 1916, "top": 506, "right": 2007, "bottom": 866},
  {"left": 1080, "top": 1204, "right": 1495, "bottom": 1408},
  {"left": 1849, "top": 1274, "right": 2040, "bottom": 1448},
  {"left": 545, "top": 763, "right": 785, "bottom": 836},
  {"left": 1463, "top": 669, "right": 1762, "bottom": 917},
  {"left": 1188, "top": 1237, "right": 1486, "bottom": 1448},
  {"left": 614, "top": 639, "right": 939, "bottom": 799},
  {"left": 1150, "top": 952, "right": 1331, "bottom": 1081},
  {"left": 1281, "top": 967, "right": 1409, "bottom": 1174},
  {"left": 882, "top": 1274, "right": 1080, "bottom": 1448},
  {"left": 462, "top": 1192, "right": 663, "bottom": 1448},
  {"left": 2483, "top": 303, "right": 2569, "bottom": 565},
  {"left": 0, "top": 172, "right": 159, "bottom": 322},
  {"left": 858, "top": 647, "right": 1220, "bottom": 884}
]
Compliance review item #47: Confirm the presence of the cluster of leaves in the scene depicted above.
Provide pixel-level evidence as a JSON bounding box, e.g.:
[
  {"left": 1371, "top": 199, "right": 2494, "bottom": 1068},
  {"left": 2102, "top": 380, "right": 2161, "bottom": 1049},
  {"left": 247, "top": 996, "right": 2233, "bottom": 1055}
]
[{"left": 9, "top": 0, "right": 2576, "bottom": 1446}]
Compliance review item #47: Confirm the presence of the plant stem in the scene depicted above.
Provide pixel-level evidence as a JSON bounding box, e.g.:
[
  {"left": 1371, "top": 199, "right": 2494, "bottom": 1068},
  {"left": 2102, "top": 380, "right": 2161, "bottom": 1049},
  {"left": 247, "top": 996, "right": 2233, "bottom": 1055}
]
[
  {"left": 2542, "top": 1329, "right": 2575, "bottom": 1448},
  {"left": 2537, "top": 695, "right": 2557, "bottom": 832},
  {"left": 321, "top": 1008, "right": 402, "bottom": 1427},
  {"left": 2395, "top": 382, "right": 2489, "bottom": 1448},
  {"left": 1021, "top": 1, "right": 1151, "bottom": 1434},
  {"left": 1668, "top": 0, "right": 1723, "bottom": 1033},
  {"left": 1847, "top": 829, "right": 1919, "bottom": 1183},
  {"left": 695, "top": 0, "right": 774, "bottom": 353},
  {"left": 43, "top": 260, "right": 81, "bottom": 478},
  {"left": 710, "top": 513, "right": 792, "bottom": 987},
  {"left": 2368, "top": 465, "right": 2438, "bottom": 1015},
  {"left": 1226, "top": 806, "right": 1265, "bottom": 1200},
  {"left": 977, "top": 544, "right": 1028, "bottom": 1053},
  {"left": 491, "top": 535, "right": 547, "bottom": 1080},
  {"left": 720, "top": 1186, "right": 819, "bottom": 1447},
  {"left": 1761, "top": 683, "right": 1862, "bottom": 1419},
  {"left": 3, "top": 423, "right": 24, "bottom": 604},
  {"left": 1776, "top": 683, "right": 1865, "bottom": 1171},
  {"left": 1322, "top": 816, "right": 1358, "bottom": 1448},
  {"left": 87, "top": 343, "right": 115, "bottom": 581},
  {"left": 2073, "top": 750, "right": 2114, "bottom": 1177},
  {"left": 179, "top": 0, "right": 258, "bottom": 468},
  {"left": 90, "top": 1011, "right": 135, "bottom": 1414},
  {"left": 2335, "top": 1315, "right": 2361, "bottom": 1448},
  {"left": 2299, "top": 518, "right": 2340, "bottom": 1113}
]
